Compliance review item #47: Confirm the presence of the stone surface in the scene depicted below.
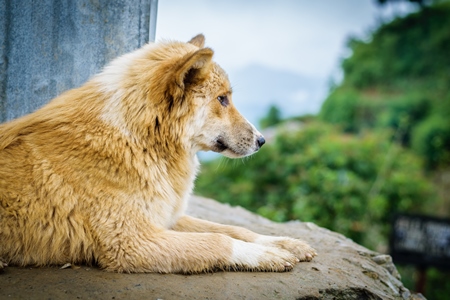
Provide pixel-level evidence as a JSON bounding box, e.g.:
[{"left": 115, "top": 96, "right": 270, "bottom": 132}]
[
  {"left": 0, "top": 196, "right": 424, "bottom": 300},
  {"left": 0, "top": 0, "right": 156, "bottom": 123}
]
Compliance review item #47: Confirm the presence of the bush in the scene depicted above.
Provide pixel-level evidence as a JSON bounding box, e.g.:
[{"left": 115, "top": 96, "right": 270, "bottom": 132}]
[
  {"left": 412, "top": 115, "right": 450, "bottom": 168},
  {"left": 319, "top": 89, "right": 359, "bottom": 132}
]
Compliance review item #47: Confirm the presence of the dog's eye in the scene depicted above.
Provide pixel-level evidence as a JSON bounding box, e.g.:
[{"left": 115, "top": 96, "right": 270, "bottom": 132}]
[{"left": 217, "top": 95, "right": 229, "bottom": 107}]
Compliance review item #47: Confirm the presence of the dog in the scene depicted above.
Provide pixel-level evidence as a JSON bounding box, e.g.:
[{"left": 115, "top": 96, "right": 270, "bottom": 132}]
[{"left": 0, "top": 34, "right": 316, "bottom": 273}]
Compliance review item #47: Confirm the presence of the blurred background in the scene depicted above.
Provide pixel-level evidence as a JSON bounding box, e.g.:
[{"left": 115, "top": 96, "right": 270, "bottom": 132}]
[
  {"left": 157, "top": 0, "right": 450, "bottom": 298},
  {"left": 1, "top": 0, "right": 448, "bottom": 298}
]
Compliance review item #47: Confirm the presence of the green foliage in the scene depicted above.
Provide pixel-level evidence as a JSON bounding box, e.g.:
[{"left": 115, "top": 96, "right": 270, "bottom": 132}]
[
  {"left": 195, "top": 122, "right": 435, "bottom": 249},
  {"left": 425, "top": 268, "right": 450, "bottom": 300},
  {"left": 412, "top": 115, "right": 450, "bottom": 168},
  {"left": 319, "top": 3, "right": 450, "bottom": 168},
  {"left": 397, "top": 265, "right": 450, "bottom": 300},
  {"left": 313, "top": 3, "right": 450, "bottom": 296},
  {"left": 376, "top": 93, "right": 430, "bottom": 144},
  {"left": 319, "top": 89, "right": 359, "bottom": 132},
  {"left": 342, "top": 3, "right": 450, "bottom": 89}
]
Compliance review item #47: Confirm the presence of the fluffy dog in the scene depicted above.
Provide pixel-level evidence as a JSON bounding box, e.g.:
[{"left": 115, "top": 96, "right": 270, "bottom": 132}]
[{"left": 0, "top": 35, "right": 316, "bottom": 273}]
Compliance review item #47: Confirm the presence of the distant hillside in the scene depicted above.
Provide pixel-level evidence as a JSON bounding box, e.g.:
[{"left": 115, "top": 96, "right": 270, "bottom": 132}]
[{"left": 319, "top": 2, "right": 450, "bottom": 169}]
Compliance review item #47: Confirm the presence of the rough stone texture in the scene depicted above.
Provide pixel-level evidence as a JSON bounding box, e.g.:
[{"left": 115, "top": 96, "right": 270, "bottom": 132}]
[
  {"left": 0, "top": 0, "right": 155, "bottom": 123},
  {"left": 0, "top": 196, "right": 425, "bottom": 300}
]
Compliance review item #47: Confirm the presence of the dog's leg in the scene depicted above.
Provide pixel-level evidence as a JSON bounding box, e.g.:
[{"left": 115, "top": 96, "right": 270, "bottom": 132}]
[
  {"left": 173, "top": 215, "right": 317, "bottom": 262},
  {"left": 95, "top": 228, "right": 299, "bottom": 273}
]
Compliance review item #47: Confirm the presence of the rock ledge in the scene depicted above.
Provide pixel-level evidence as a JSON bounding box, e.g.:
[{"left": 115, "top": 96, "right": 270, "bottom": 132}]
[{"left": 0, "top": 196, "right": 424, "bottom": 300}]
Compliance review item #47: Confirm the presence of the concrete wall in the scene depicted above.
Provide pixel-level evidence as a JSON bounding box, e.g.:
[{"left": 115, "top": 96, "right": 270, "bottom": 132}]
[{"left": 0, "top": 0, "right": 158, "bottom": 123}]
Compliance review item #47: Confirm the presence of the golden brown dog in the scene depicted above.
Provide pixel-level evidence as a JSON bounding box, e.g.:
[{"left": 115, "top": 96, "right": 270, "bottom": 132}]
[{"left": 0, "top": 35, "right": 316, "bottom": 273}]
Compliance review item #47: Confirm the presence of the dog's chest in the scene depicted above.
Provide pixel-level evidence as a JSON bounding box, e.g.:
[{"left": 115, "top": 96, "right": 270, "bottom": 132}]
[{"left": 132, "top": 155, "right": 198, "bottom": 229}]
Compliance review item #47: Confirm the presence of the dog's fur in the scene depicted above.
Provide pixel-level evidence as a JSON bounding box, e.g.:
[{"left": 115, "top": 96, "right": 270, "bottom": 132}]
[{"left": 0, "top": 35, "right": 316, "bottom": 273}]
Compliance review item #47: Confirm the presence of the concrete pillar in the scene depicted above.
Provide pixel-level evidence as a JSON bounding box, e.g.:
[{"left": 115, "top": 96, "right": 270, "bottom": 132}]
[{"left": 0, "top": 0, "right": 158, "bottom": 122}]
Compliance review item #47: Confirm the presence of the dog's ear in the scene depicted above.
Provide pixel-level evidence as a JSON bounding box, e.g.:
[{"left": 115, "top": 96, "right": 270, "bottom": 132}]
[
  {"left": 188, "top": 34, "right": 205, "bottom": 48},
  {"left": 170, "top": 48, "right": 213, "bottom": 99}
]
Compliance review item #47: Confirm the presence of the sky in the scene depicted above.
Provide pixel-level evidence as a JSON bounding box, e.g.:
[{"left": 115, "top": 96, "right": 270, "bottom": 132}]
[{"left": 155, "top": 0, "right": 415, "bottom": 125}]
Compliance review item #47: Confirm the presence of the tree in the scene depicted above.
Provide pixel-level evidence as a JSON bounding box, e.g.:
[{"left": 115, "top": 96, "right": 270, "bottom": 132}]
[
  {"left": 376, "top": 0, "right": 433, "bottom": 8},
  {"left": 259, "top": 105, "right": 282, "bottom": 129}
]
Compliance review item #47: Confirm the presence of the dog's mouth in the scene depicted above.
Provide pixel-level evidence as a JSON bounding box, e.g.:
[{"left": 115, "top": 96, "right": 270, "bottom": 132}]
[
  {"left": 212, "top": 136, "right": 249, "bottom": 158},
  {"left": 212, "top": 134, "right": 265, "bottom": 158},
  {"left": 213, "top": 137, "right": 228, "bottom": 152}
]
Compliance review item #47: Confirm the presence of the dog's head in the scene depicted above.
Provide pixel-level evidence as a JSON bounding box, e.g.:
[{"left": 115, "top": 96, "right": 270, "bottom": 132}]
[
  {"left": 98, "top": 34, "right": 265, "bottom": 159},
  {"left": 163, "top": 34, "right": 265, "bottom": 158}
]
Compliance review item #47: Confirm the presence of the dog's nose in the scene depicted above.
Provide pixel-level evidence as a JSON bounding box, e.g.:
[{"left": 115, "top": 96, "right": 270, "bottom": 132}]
[{"left": 256, "top": 136, "right": 265, "bottom": 148}]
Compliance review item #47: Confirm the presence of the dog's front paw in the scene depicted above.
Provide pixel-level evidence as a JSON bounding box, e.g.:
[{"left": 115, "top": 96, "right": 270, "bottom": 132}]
[
  {"left": 230, "top": 240, "right": 299, "bottom": 272},
  {"left": 255, "top": 235, "right": 317, "bottom": 262},
  {"left": 0, "top": 258, "right": 7, "bottom": 272}
]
